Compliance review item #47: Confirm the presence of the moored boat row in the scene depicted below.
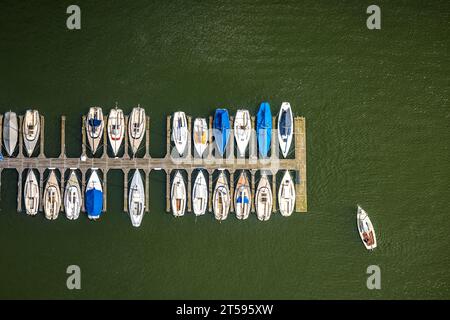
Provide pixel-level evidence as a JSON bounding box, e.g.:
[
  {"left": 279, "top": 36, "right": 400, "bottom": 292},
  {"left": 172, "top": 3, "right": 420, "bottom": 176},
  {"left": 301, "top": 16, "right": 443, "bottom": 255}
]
[{"left": 2, "top": 110, "right": 41, "bottom": 157}]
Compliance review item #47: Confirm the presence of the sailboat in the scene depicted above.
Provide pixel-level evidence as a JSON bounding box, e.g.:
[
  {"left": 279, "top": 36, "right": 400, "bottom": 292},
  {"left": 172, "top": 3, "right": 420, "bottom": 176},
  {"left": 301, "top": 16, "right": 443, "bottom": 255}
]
[
  {"left": 277, "top": 102, "right": 293, "bottom": 158},
  {"left": 255, "top": 174, "right": 272, "bottom": 221},
  {"left": 128, "top": 170, "right": 145, "bottom": 227},
  {"left": 171, "top": 171, "right": 186, "bottom": 217},
  {"left": 85, "top": 169, "right": 103, "bottom": 220},
  {"left": 24, "top": 169, "right": 39, "bottom": 216},
  {"left": 193, "top": 118, "right": 208, "bottom": 158},
  {"left": 278, "top": 170, "right": 295, "bottom": 217},
  {"left": 86, "top": 107, "right": 104, "bottom": 154},
  {"left": 3, "top": 111, "right": 18, "bottom": 156},
  {"left": 192, "top": 170, "right": 208, "bottom": 216},
  {"left": 234, "top": 171, "right": 251, "bottom": 220},
  {"left": 23, "top": 109, "right": 40, "bottom": 157},
  {"left": 43, "top": 170, "right": 61, "bottom": 220},
  {"left": 213, "top": 109, "right": 230, "bottom": 156},
  {"left": 107, "top": 107, "right": 125, "bottom": 157},
  {"left": 256, "top": 102, "right": 272, "bottom": 158},
  {"left": 64, "top": 170, "right": 82, "bottom": 220},
  {"left": 234, "top": 109, "right": 251, "bottom": 157},
  {"left": 172, "top": 111, "right": 188, "bottom": 156},
  {"left": 357, "top": 205, "right": 377, "bottom": 250},
  {"left": 213, "top": 171, "right": 230, "bottom": 221},
  {"left": 128, "top": 106, "right": 146, "bottom": 156}
]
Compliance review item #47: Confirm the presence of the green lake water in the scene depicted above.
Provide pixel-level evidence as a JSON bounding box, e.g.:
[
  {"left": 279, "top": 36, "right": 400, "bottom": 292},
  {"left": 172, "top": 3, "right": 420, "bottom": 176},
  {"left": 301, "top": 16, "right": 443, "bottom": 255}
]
[{"left": 0, "top": 0, "right": 449, "bottom": 299}]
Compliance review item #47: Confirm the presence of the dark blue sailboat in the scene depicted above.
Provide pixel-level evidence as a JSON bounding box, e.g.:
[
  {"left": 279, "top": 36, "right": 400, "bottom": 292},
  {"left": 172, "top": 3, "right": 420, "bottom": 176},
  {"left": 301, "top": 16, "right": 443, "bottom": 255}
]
[
  {"left": 213, "top": 109, "right": 230, "bottom": 156},
  {"left": 256, "top": 102, "right": 272, "bottom": 157}
]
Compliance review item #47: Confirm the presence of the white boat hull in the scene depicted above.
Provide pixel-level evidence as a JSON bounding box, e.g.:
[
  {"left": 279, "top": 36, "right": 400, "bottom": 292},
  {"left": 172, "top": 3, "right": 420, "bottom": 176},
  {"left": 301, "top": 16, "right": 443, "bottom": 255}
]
[
  {"left": 256, "top": 174, "right": 272, "bottom": 221},
  {"left": 128, "top": 107, "right": 146, "bottom": 156},
  {"left": 277, "top": 102, "right": 294, "bottom": 158},
  {"left": 192, "top": 170, "right": 208, "bottom": 216},
  {"left": 357, "top": 206, "right": 377, "bottom": 250},
  {"left": 23, "top": 109, "right": 40, "bottom": 157},
  {"left": 193, "top": 118, "right": 208, "bottom": 158},
  {"left": 278, "top": 170, "right": 295, "bottom": 216},
  {"left": 44, "top": 170, "right": 61, "bottom": 220},
  {"left": 234, "top": 109, "right": 251, "bottom": 157},
  {"left": 171, "top": 171, "right": 186, "bottom": 216},
  {"left": 129, "top": 170, "right": 145, "bottom": 227},
  {"left": 234, "top": 171, "right": 251, "bottom": 220},
  {"left": 64, "top": 171, "right": 82, "bottom": 220},
  {"left": 172, "top": 111, "right": 188, "bottom": 156},
  {"left": 3, "top": 111, "right": 18, "bottom": 156},
  {"left": 86, "top": 107, "right": 104, "bottom": 154},
  {"left": 24, "top": 169, "right": 39, "bottom": 216},
  {"left": 213, "top": 171, "right": 230, "bottom": 221},
  {"left": 107, "top": 108, "right": 125, "bottom": 156}
]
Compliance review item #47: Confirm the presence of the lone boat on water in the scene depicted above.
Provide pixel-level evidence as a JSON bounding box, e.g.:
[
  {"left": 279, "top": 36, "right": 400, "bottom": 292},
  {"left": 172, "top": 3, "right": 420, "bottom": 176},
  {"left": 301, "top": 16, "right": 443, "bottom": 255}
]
[
  {"left": 64, "top": 170, "right": 82, "bottom": 220},
  {"left": 256, "top": 102, "right": 272, "bottom": 158},
  {"left": 234, "top": 171, "right": 251, "bottom": 220},
  {"left": 128, "top": 170, "right": 145, "bottom": 227},
  {"left": 3, "top": 111, "right": 18, "bottom": 156},
  {"left": 107, "top": 107, "right": 125, "bottom": 157},
  {"left": 278, "top": 170, "right": 295, "bottom": 217},
  {"left": 44, "top": 170, "right": 61, "bottom": 220},
  {"left": 86, "top": 107, "right": 104, "bottom": 154},
  {"left": 277, "top": 102, "right": 293, "bottom": 158},
  {"left": 85, "top": 169, "right": 103, "bottom": 220},
  {"left": 171, "top": 171, "right": 186, "bottom": 217},
  {"left": 23, "top": 109, "right": 40, "bottom": 157},
  {"left": 255, "top": 173, "right": 272, "bottom": 221},
  {"left": 213, "top": 171, "right": 230, "bottom": 221},
  {"left": 192, "top": 170, "right": 208, "bottom": 216},
  {"left": 193, "top": 118, "right": 208, "bottom": 158},
  {"left": 234, "top": 109, "right": 251, "bottom": 157},
  {"left": 357, "top": 205, "right": 377, "bottom": 250},
  {"left": 213, "top": 109, "right": 230, "bottom": 156},
  {"left": 172, "top": 111, "right": 188, "bottom": 156},
  {"left": 24, "top": 169, "right": 39, "bottom": 216},
  {"left": 128, "top": 106, "right": 146, "bottom": 156}
]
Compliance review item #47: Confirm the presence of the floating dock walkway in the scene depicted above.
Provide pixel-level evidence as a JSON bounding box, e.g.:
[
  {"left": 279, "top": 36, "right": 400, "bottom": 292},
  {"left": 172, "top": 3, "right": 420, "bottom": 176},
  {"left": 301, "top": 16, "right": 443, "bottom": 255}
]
[{"left": 0, "top": 113, "right": 307, "bottom": 216}]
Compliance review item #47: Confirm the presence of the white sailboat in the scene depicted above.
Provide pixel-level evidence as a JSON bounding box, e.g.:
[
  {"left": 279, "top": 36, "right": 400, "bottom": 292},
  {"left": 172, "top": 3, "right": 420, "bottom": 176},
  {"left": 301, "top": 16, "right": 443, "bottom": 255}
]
[
  {"left": 128, "top": 106, "right": 146, "bottom": 156},
  {"left": 64, "top": 170, "right": 82, "bottom": 220},
  {"left": 86, "top": 107, "right": 104, "bottom": 154},
  {"left": 24, "top": 169, "right": 39, "bottom": 216},
  {"left": 278, "top": 170, "right": 295, "bottom": 217},
  {"left": 3, "top": 111, "right": 18, "bottom": 156},
  {"left": 23, "top": 109, "right": 40, "bottom": 157},
  {"left": 234, "top": 171, "right": 251, "bottom": 220},
  {"left": 357, "top": 205, "right": 378, "bottom": 250},
  {"left": 277, "top": 102, "right": 293, "bottom": 158},
  {"left": 172, "top": 111, "right": 188, "bottom": 156},
  {"left": 44, "top": 170, "right": 61, "bottom": 220},
  {"left": 128, "top": 170, "right": 145, "bottom": 227},
  {"left": 255, "top": 174, "right": 272, "bottom": 221},
  {"left": 192, "top": 170, "right": 208, "bottom": 216},
  {"left": 107, "top": 107, "right": 125, "bottom": 156},
  {"left": 213, "top": 171, "right": 230, "bottom": 221},
  {"left": 193, "top": 118, "right": 208, "bottom": 158},
  {"left": 234, "top": 109, "right": 251, "bottom": 157},
  {"left": 171, "top": 171, "right": 186, "bottom": 217}
]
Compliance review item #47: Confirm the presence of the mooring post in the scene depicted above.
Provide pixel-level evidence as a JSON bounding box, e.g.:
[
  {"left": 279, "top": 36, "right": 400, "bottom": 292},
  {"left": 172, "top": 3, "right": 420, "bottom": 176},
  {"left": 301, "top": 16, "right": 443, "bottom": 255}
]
[
  {"left": 272, "top": 171, "right": 277, "bottom": 213},
  {"left": 229, "top": 170, "right": 235, "bottom": 212},
  {"left": 60, "top": 169, "right": 65, "bottom": 212},
  {"left": 39, "top": 115, "right": 45, "bottom": 158},
  {"left": 145, "top": 169, "right": 150, "bottom": 212},
  {"left": 166, "top": 115, "right": 171, "bottom": 157},
  {"left": 228, "top": 116, "right": 234, "bottom": 160},
  {"left": 38, "top": 169, "right": 44, "bottom": 212},
  {"left": 166, "top": 170, "right": 171, "bottom": 213},
  {"left": 60, "top": 116, "right": 66, "bottom": 159},
  {"left": 251, "top": 170, "right": 256, "bottom": 213},
  {"left": 81, "top": 170, "right": 86, "bottom": 212},
  {"left": 187, "top": 170, "right": 192, "bottom": 212},
  {"left": 187, "top": 116, "right": 192, "bottom": 159},
  {"left": 208, "top": 169, "right": 213, "bottom": 212},
  {"left": 123, "top": 169, "right": 129, "bottom": 212},
  {"left": 271, "top": 116, "right": 277, "bottom": 159},
  {"left": 81, "top": 115, "right": 86, "bottom": 158},
  {"left": 0, "top": 114, "right": 3, "bottom": 154},
  {"left": 102, "top": 115, "right": 108, "bottom": 159},
  {"left": 294, "top": 117, "right": 307, "bottom": 213},
  {"left": 208, "top": 116, "right": 213, "bottom": 159},
  {"left": 250, "top": 116, "right": 257, "bottom": 160},
  {"left": 17, "top": 168, "right": 23, "bottom": 212},
  {"left": 0, "top": 168, "right": 2, "bottom": 202},
  {"left": 144, "top": 116, "right": 150, "bottom": 159},
  {"left": 103, "top": 169, "right": 108, "bottom": 212},
  {"left": 123, "top": 115, "right": 129, "bottom": 159},
  {"left": 17, "top": 115, "right": 23, "bottom": 158}
]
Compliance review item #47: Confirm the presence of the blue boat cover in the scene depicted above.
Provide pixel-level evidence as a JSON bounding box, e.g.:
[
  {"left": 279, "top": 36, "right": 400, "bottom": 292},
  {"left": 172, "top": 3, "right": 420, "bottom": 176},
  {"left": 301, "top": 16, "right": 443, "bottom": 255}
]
[
  {"left": 279, "top": 110, "right": 292, "bottom": 137},
  {"left": 85, "top": 189, "right": 103, "bottom": 217},
  {"left": 213, "top": 109, "right": 230, "bottom": 155},
  {"left": 0, "top": 153, "right": 3, "bottom": 161},
  {"left": 237, "top": 196, "right": 249, "bottom": 204},
  {"left": 88, "top": 118, "right": 102, "bottom": 128},
  {"left": 257, "top": 102, "right": 272, "bottom": 157}
]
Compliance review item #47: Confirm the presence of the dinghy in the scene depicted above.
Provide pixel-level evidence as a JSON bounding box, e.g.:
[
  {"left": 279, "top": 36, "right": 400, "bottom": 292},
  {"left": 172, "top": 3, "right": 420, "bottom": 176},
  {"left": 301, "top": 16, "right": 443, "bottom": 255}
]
[
  {"left": 172, "top": 111, "right": 188, "bottom": 156},
  {"left": 24, "top": 169, "right": 39, "bottom": 216},
  {"left": 43, "top": 170, "right": 61, "bottom": 220},
  {"left": 256, "top": 102, "right": 272, "bottom": 158},
  {"left": 23, "top": 109, "right": 40, "bottom": 157},
  {"left": 277, "top": 102, "right": 293, "bottom": 158},
  {"left": 234, "top": 171, "right": 251, "bottom": 220},
  {"left": 255, "top": 174, "right": 272, "bottom": 221},
  {"left": 213, "top": 109, "right": 230, "bottom": 156},
  {"left": 357, "top": 205, "right": 377, "bottom": 250},
  {"left": 128, "top": 170, "right": 145, "bottom": 227},
  {"left": 64, "top": 170, "right": 82, "bottom": 220},
  {"left": 278, "top": 170, "right": 295, "bottom": 216},
  {"left": 3, "top": 111, "right": 18, "bottom": 156},
  {"left": 128, "top": 106, "right": 146, "bottom": 156},
  {"left": 192, "top": 170, "right": 208, "bottom": 216},
  {"left": 171, "top": 171, "right": 186, "bottom": 217},
  {"left": 86, "top": 107, "right": 104, "bottom": 154},
  {"left": 193, "top": 118, "right": 208, "bottom": 158},
  {"left": 213, "top": 171, "right": 230, "bottom": 221},
  {"left": 234, "top": 109, "right": 251, "bottom": 157},
  {"left": 85, "top": 169, "right": 103, "bottom": 220},
  {"left": 107, "top": 107, "right": 125, "bottom": 156}
]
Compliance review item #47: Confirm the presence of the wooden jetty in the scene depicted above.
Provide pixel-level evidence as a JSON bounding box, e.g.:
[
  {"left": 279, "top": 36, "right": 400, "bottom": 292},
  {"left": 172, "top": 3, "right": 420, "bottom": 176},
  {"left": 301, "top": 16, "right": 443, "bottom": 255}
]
[{"left": 0, "top": 112, "right": 307, "bottom": 217}]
